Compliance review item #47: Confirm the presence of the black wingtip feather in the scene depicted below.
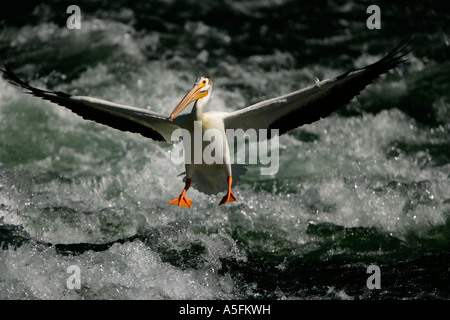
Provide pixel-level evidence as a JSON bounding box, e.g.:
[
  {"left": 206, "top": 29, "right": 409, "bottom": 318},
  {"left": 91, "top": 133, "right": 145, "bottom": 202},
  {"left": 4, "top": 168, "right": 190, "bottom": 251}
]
[
  {"left": 368, "top": 34, "right": 414, "bottom": 71},
  {"left": 268, "top": 35, "right": 414, "bottom": 135},
  {"left": 2, "top": 64, "right": 74, "bottom": 101},
  {"left": 1, "top": 63, "right": 167, "bottom": 143}
]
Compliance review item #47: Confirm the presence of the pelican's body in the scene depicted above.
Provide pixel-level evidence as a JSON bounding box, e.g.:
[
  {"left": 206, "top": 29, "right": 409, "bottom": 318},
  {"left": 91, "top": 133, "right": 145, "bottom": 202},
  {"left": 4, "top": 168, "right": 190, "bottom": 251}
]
[
  {"left": 168, "top": 76, "right": 237, "bottom": 206},
  {"left": 175, "top": 110, "right": 234, "bottom": 192},
  {"left": 1, "top": 36, "right": 411, "bottom": 207}
]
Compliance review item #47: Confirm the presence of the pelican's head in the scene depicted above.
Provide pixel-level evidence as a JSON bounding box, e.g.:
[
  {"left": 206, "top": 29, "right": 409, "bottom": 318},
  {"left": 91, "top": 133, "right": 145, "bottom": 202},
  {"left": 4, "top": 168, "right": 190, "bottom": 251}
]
[{"left": 169, "top": 76, "right": 213, "bottom": 120}]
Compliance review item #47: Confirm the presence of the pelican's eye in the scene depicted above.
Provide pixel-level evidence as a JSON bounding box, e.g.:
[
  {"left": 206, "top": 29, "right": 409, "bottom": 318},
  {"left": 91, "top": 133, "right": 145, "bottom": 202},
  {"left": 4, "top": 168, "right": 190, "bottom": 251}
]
[{"left": 198, "top": 79, "right": 207, "bottom": 88}]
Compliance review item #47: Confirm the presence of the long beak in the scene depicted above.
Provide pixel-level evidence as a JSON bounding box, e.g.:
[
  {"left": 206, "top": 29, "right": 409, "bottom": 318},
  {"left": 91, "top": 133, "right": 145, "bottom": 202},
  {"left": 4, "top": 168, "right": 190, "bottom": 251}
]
[{"left": 169, "top": 84, "right": 208, "bottom": 120}]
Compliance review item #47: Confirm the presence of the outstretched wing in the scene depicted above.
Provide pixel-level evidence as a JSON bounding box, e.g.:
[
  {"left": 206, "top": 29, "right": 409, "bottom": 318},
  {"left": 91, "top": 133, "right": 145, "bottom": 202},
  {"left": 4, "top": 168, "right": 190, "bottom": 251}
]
[
  {"left": 1, "top": 65, "right": 179, "bottom": 143},
  {"left": 223, "top": 36, "right": 412, "bottom": 140}
]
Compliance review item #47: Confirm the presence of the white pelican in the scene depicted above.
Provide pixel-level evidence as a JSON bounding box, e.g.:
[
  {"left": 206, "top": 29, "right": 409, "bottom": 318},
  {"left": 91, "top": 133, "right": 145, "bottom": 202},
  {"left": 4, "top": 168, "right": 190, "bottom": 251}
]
[{"left": 1, "top": 37, "right": 411, "bottom": 207}]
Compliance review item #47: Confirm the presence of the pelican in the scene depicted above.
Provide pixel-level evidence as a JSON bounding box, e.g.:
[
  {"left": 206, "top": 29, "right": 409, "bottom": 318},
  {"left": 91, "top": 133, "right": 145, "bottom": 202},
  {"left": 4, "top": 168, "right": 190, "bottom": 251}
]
[{"left": 1, "top": 37, "right": 411, "bottom": 207}]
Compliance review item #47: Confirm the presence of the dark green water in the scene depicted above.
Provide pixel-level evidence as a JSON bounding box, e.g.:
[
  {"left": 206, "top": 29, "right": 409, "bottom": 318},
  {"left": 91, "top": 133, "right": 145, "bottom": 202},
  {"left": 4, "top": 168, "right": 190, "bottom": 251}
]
[{"left": 1, "top": 0, "right": 450, "bottom": 299}]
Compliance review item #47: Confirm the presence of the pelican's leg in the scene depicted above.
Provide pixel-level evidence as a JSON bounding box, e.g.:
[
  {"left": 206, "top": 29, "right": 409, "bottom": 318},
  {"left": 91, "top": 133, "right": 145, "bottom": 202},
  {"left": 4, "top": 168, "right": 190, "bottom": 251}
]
[
  {"left": 219, "top": 176, "right": 237, "bottom": 205},
  {"left": 169, "top": 178, "right": 193, "bottom": 207}
]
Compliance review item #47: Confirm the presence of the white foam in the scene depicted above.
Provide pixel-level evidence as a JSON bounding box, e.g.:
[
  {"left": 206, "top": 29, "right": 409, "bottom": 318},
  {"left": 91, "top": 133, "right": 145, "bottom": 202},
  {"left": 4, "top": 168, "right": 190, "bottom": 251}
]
[{"left": 0, "top": 231, "right": 245, "bottom": 299}]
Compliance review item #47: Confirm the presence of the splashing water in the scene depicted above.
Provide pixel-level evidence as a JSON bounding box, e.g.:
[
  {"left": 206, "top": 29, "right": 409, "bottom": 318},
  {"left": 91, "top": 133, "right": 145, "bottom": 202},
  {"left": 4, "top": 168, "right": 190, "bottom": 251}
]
[{"left": 1, "top": 0, "right": 450, "bottom": 300}]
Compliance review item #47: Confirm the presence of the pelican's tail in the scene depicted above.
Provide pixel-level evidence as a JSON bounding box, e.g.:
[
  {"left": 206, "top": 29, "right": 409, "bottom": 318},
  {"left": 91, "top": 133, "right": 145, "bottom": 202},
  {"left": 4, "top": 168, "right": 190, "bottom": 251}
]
[{"left": 181, "top": 164, "right": 247, "bottom": 195}]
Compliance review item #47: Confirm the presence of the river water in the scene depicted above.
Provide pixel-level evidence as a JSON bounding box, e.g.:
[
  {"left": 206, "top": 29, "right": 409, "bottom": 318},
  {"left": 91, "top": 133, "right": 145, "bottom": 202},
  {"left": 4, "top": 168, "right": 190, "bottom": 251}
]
[{"left": 1, "top": 0, "right": 450, "bottom": 300}]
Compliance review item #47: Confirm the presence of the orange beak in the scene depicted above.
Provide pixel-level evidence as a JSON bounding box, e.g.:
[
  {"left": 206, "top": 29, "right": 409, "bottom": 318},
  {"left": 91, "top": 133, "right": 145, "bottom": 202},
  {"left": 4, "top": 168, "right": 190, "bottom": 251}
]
[{"left": 169, "top": 84, "right": 208, "bottom": 120}]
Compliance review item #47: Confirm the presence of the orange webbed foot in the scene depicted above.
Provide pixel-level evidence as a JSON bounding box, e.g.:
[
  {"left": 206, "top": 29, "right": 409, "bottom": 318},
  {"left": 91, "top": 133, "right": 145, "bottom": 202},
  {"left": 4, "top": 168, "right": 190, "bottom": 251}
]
[
  {"left": 219, "top": 190, "right": 237, "bottom": 205},
  {"left": 219, "top": 175, "right": 237, "bottom": 205},
  {"left": 169, "top": 192, "right": 192, "bottom": 207},
  {"left": 169, "top": 179, "right": 192, "bottom": 207}
]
